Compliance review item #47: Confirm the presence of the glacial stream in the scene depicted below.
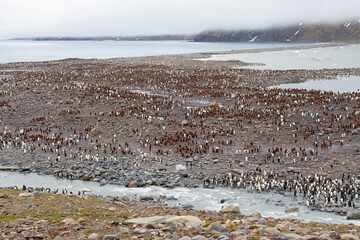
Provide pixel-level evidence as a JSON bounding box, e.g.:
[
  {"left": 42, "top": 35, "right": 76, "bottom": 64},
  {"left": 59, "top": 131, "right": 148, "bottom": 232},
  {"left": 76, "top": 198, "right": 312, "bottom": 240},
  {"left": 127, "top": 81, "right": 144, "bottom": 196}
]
[{"left": 1, "top": 171, "right": 359, "bottom": 225}]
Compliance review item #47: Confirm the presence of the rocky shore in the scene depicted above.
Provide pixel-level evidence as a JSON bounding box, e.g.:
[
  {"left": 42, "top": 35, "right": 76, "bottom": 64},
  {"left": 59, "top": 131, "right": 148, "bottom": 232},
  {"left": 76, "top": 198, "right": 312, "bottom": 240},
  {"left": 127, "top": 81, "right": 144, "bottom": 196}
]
[
  {"left": 1, "top": 188, "right": 360, "bottom": 240},
  {"left": 0, "top": 43, "right": 360, "bottom": 236}
]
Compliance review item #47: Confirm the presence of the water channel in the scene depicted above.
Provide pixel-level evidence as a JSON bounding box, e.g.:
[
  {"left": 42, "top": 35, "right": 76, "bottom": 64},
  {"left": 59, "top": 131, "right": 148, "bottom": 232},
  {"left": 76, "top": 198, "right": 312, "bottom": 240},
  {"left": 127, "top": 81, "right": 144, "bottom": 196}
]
[{"left": 1, "top": 171, "right": 359, "bottom": 225}]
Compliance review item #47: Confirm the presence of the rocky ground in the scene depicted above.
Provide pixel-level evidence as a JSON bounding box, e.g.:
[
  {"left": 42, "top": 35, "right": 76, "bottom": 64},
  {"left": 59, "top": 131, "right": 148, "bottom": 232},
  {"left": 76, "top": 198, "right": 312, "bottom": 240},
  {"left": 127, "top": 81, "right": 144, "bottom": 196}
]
[
  {"left": 1, "top": 188, "right": 360, "bottom": 240},
  {"left": 0, "top": 43, "right": 360, "bottom": 238}
]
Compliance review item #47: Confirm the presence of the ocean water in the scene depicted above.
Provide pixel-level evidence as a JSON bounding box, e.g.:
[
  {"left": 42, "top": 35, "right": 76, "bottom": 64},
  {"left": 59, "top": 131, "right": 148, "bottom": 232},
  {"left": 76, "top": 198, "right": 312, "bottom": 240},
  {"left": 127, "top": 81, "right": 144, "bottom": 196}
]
[
  {"left": 1, "top": 171, "right": 359, "bottom": 225},
  {"left": 202, "top": 44, "right": 360, "bottom": 70},
  {"left": 0, "top": 40, "right": 300, "bottom": 64}
]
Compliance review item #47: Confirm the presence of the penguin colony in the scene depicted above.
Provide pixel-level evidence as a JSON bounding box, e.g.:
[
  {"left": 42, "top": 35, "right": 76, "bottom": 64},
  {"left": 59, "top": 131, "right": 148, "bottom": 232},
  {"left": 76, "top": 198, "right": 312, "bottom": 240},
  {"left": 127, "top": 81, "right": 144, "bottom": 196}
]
[{"left": 0, "top": 56, "right": 359, "bottom": 212}]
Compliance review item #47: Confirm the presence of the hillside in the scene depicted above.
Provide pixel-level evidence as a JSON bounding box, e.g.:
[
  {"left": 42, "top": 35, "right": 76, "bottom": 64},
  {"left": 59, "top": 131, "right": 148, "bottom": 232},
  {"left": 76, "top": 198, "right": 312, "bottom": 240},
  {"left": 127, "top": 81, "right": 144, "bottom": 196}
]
[{"left": 194, "top": 20, "right": 360, "bottom": 42}]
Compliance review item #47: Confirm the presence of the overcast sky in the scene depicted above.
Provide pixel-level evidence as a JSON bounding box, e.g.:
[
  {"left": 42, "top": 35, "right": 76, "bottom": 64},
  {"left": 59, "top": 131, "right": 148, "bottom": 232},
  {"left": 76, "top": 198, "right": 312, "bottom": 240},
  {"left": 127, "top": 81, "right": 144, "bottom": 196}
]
[{"left": 1, "top": 0, "right": 359, "bottom": 38}]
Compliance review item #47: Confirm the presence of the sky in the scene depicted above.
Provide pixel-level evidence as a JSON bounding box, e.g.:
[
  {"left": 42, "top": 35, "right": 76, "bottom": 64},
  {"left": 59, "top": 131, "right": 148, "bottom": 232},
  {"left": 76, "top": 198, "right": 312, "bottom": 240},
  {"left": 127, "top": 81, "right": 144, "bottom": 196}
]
[{"left": 1, "top": 0, "right": 360, "bottom": 38}]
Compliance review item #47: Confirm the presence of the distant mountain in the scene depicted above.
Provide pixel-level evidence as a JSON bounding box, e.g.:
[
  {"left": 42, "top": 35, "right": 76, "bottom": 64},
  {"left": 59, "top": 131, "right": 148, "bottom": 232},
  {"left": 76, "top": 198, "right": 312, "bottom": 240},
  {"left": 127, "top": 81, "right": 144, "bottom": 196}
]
[
  {"left": 12, "top": 35, "right": 194, "bottom": 41},
  {"left": 194, "top": 20, "right": 360, "bottom": 42}
]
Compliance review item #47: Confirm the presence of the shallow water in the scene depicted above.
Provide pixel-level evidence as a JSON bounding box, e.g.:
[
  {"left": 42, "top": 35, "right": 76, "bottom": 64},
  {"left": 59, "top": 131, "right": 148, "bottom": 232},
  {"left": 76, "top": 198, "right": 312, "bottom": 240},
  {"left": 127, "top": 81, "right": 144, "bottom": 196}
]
[
  {"left": 1, "top": 171, "right": 359, "bottom": 225},
  {"left": 203, "top": 44, "right": 360, "bottom": 70},
  {"left": 269, "top": 75, "right": 360, "bottom": 93},
  {"left": 0, "top": 40, "right": 300, "bottom": 64}
]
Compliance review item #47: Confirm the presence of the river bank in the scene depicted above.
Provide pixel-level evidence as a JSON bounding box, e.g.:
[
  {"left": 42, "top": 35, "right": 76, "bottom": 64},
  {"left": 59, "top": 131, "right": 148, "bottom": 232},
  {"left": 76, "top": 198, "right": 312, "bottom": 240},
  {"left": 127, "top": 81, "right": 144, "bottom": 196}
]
[{"left": 1, "top": 188, "right": 360, "bottom": 240}]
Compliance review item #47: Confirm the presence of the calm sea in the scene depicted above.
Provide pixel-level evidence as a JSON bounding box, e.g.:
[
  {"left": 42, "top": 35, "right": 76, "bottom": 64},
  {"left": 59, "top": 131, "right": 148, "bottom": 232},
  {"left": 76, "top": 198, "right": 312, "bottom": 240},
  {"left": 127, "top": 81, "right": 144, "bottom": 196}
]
[{"left": 0, "top": 40, "right": 299, "bottom": 64}]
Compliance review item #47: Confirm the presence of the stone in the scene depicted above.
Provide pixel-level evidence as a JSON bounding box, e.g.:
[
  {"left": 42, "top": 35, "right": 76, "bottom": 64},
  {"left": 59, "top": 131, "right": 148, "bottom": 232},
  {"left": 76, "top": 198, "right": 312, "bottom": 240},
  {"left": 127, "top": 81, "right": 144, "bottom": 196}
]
[
  {"left": 285, "top": 207, "right": 299, "bottom": 213},
  {"left": 124, "top": 216, "right": 169, "bottom": 225},
  {"left": 54, "top": 236, "right": 63, "bottom": 240},
  {"left": 19, "top": 192, "right": 35, "bottom": 198},
  {"left": 88, "top": 233, "right": 100, "bottom": 240},
  {"left": 245, "top": 217, "right": 259, "bottom": 223},
  {"left": 217, "top": 235, "right": 230, "bottom": 240},
  {"left": 209, "top": 101, "right": 220, "bottom": 108},
  {"left": 119, "top": 227, "right": 130, "bottom": 233},
  {"left": 128, "top": 180, "right": 139, "bottom": 188},
  {"left": 62, "top": 218, "right": 76, "bottom": 225},
  {"left": 165, "top": 216, "right": 203, "bottom": 227},
  {"left": 100, "top": 179, "right": 108, "bottom": 186},
  {"left": 122, "top": 195, "right": 130, "bottom": 201},
  {"left": 207, "top": 222, "right": 229, "bottom": 233},
  {"left": 275, "top": 233, "right": 306, "bottom": 240},
  {"left": 250, "top": 211, "right": 262, "bottom": 218},
  {"left": 0, "top": 193, "right": 9, "bottom": 198},
  {"left": 132, "top": 228, "right": 148, "bottom": 235},
  {"left": 340, "top": 234, "right": 359, "bottom": 240},
  {"left": 103, "top": 235, "right": 120, "bottom": 240},
  {"left": 192, "top": 236, "right": 206, "bottom": 240},
  {"left": 181, "top": 119, "right": 190, "bottom": 126},
  {"left": 179, "top": 237, "right": 191, "bottom": 240},
  {"left": 259, "top": 227, "right": 281, "bottom": 235},
  {"left": 90, "top": 127, "right": 101, "bottom": 137},
  {"left": 175, "top": 164, "right": 187, "bottom": 171},
  {"left": 220, "top": 205, "right": 241, "bottom": 214},
  {"left": 140, "top": 196, "right": 154, "bottom": 201},
  {"left": 347, "top": 210, "right": 360, "bottom": 220}
]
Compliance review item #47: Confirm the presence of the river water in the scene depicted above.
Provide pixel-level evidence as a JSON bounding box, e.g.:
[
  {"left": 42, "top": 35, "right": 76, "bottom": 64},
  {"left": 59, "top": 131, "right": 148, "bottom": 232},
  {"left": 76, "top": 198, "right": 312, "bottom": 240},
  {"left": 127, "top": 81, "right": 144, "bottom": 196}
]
[
  {"left": 1, "top": 171, "right": 359, "bottom": 225},
  {"left": 0, "top": 40, "right": 300, "bottom": 64}
]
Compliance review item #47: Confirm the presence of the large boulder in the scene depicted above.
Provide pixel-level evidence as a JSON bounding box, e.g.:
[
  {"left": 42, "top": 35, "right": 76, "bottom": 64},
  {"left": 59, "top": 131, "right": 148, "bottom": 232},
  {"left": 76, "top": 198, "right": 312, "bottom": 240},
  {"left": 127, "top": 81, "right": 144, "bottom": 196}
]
[
  {"left": 285, "top": 207, "right": 299, "bottom": 213},
  {"left": 175, "top": 164, "right": 186, "bottom": 171},
  {"left": 128, "top": 180, "right": 138, "bottom": 188},
  {"left": 220, "top": 205, "right": 241, "bottom": 214},
  {"left": 347, "top": 210, "right": 360, "bottom": 220}
]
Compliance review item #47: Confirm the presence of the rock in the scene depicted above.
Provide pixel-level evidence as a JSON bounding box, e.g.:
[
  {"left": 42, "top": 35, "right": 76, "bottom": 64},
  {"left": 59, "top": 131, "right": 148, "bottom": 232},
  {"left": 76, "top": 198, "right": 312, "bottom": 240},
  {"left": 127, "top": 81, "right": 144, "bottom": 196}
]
[
  {"left": 179, "top": 237, "right": 191, "bottom": 240},
  {"left": 175, "top": 164, "right": 186, "bottom": 171},
  {"left": 207, "top": 222, "right": 229, "bottom": 233},
  {"left": 124, "top": 216, "right": 169, "bottom": 225},
  {"left": 0, "top": 193, "right": 9, "bottom": 198},
  {"left": 220, "top": 205, "right": 241, "bottom": 214},
  {"left": 62, "top": 218, "right": 76, "bottom": 225},
  {"left": 128, "top": 180, "right": 138, "bottom": 188},
  {"left": 259, "top": 227, "right": 281, "bottom": 235},
  {"left": 209, "top": 101, "right": 220, "bottom": 108},
  {"left": 119, "top": 227, "right": 130, "bottom": 233},
  {"left": 192, "top": 236, "right": 206, "bottom": 240},
  {"left": 88, "top": 233, "right": 100, "bottom": 240},
  {"left": 90, "top": 127, "right": 101, "bottom": 137},
  {"left": 340, "top": 234, "right": 359, "bottom": 240},
  {"left": 100, "top": 179, "right": 108, "bottom": 186},
  {"left": 19, "top": 192, "right": 35, "bottom": 198},
  {"left": 54, "top": 236, "right": 63, "bottom": 240},
  {"left": 250, "top": 211, "right": 262, "bottom": 218},
  {"left": 245, "top": 217, "right": 259, "bottom": 223},
  {"left": 132, "top": 228, "right": 148, "bottom": 235},
  {"left": 140, "top": 196, "right": 154, "bottom": 201},
  {"left": 285, "top": 207, "right": 299, "bottom": 213},
  {"left": 181, "top": 119, "right": 190, "bottom": 126},
  {"left": 122, "top": 195, "right": 130, "bottom": 201},
  {"left": 347, "top": 210, "right": 360, "bottom": 219},
  {"left": 275, "top": 233, "right": 306, "bottom": 240},
  {"left": 217, "top": 235, "right": 230, "bottom": 240},
  {"left": 165, "top": 216, "right": 203, "bottom": 227},
  {"left": 103, "top": 235, "right": 119, "bottom": 240},
  {"left": 82, "top": 174, "right": 90, "bottom": 181}
]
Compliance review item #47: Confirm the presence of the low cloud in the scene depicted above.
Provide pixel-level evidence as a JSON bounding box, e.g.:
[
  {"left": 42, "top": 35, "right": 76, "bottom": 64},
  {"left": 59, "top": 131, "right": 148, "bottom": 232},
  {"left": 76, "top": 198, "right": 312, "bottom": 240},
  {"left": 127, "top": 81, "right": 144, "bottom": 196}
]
[{"left": 1, "top": 0, "right": 359, "bottom": 38}]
